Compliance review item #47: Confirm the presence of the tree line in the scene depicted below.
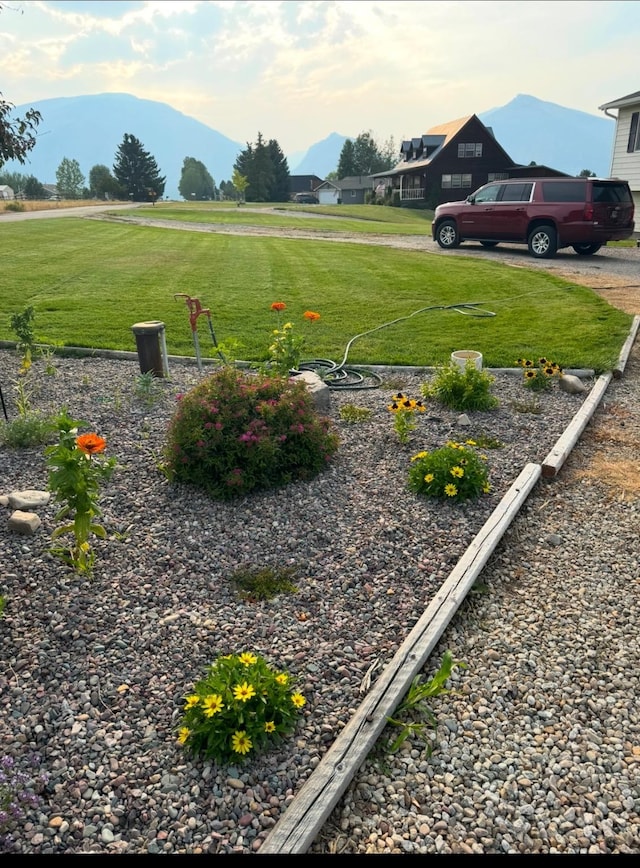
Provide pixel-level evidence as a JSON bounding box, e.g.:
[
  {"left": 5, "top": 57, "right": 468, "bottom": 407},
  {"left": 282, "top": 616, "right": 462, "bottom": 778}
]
[{"left": 2, "top": 90, "right": 397, "bottom": 203}]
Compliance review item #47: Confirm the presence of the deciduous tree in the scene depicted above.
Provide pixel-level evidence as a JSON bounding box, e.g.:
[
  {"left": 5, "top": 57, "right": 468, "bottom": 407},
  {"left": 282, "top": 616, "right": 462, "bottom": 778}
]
[
  {"left": 0, "top": 91, "right": 42, "bottom": 169},
  {"left": 89, "top": 164, "right": 122, "bottom": 199},
  {"left": 55, "top": 157, "right": 85, "bottom": 199},
  {"left": 178, "top": 157, "right": 215, "bottom": 201}
]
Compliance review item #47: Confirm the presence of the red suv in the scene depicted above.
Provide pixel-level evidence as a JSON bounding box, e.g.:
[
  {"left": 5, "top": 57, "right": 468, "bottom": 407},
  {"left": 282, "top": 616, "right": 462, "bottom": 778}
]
[{"left": 432, "top": 177, "right": 635, "bottom": 258}]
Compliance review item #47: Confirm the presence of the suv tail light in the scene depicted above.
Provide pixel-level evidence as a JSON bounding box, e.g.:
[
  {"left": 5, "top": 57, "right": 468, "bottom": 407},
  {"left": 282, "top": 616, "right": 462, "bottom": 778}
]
[{"left": 584, "top": 203, "right": 594, "bottom": 221}]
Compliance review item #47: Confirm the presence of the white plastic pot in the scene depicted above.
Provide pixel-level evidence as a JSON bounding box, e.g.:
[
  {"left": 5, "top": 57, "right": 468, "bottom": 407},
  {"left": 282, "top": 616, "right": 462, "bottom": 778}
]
[{"left": 451, "top": 350, "right": 483, "bottom": 371}]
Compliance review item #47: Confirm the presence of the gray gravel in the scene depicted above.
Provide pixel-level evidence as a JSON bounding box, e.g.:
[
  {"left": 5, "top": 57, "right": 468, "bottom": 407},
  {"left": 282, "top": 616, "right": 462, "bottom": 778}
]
[{"left": 0, "top": 345, "right": 638, "bottom": 854}]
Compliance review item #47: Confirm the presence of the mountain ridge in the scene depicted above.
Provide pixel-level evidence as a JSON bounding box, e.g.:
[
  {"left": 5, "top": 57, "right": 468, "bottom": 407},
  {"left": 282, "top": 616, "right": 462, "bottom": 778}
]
[{"left": 3, "top": 92, "right": 614, "bottom": 199}]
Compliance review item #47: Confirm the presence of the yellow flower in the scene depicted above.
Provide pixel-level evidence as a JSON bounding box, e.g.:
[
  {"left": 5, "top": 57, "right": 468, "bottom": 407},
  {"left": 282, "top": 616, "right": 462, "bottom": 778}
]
[
  {"left": 424, "top": 473, "right": 434, "bottom": 483},
  {"left": 450, "top": 466, "right": 464, "bottom": 478},
  {"left": 238, "top": 652, "right": 258, "bottom": 666},
  {"left": 444, "top": 483, "right": 458, "bottom": 497},
  {"left": 275, "top": 673, "right": 289, "bottom": 685},
  {"left": 264, "top": 721, "right": 276, "bottom": 733},
  {"left": 482, "top": 483, "right": 492, "bottom": 493},
  {"left": 465, "top": 439, "right": 476, "bottom": 446},
  {"left": 202, "top": 694, "right": 224, "bottom": 717},
  {"left": 233, "top": 682, "right": 256, "bottom": 702},
  {"left": 411, "top": 451, "right": 428, "bottom": 461},
  {"left": 184, "top": 694, "right": 200, "bottom": 710},
  {"left": 231, "top": 730, "right": 253, "bottom": 755},
  {"left": 291, "top": 692, "right": 306, "bottom": 708},
  {"left": 177, "top": 727, "right": 190, "bottom": 744}
]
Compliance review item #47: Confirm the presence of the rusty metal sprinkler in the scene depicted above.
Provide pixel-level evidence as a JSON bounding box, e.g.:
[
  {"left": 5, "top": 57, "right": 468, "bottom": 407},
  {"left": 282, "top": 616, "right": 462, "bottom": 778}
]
[{"left": 174, "top": 294, "right": 226, "bottom": 372}]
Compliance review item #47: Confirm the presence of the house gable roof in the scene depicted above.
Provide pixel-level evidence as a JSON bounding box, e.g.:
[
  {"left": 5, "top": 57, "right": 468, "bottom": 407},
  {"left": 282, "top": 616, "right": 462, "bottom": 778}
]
[
  {"left": 373, "top": 114, "right": 513, "bottom": 179},
  {"left": 598, "top": 90, "right": 640, "bottom": 111}
]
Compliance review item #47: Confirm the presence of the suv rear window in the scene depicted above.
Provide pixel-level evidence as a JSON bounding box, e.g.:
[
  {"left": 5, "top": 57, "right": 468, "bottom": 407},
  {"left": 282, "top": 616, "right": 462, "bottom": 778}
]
[
  {"left": 592, "top": 182, "right": 633, "bottom": 204},
  {"left": 541, "top": 180, "right": 587, "bottom": 202}
]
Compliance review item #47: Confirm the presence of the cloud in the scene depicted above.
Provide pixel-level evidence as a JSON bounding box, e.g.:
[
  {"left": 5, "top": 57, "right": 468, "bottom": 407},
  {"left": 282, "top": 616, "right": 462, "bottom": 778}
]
[{"left": 2, "top": 0, "right": 637, "bottom": 155}]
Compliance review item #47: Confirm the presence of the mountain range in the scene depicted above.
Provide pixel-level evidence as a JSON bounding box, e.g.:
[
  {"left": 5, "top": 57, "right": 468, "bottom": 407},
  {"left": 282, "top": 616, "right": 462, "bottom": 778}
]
[{"left": 3, "top": 92, "right": 615, "bottom": 200}]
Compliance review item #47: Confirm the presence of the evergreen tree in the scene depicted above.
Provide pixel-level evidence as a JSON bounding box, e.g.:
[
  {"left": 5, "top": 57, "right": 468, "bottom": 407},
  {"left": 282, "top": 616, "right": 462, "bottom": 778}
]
[
  {"left": 55, "top": 157, "right": 85, "bottom": 199},
  {"left": 267, "top": 139, "right": 290, "bottom": 202},
  {"left": 178, "top": 157, "right": 215, "bottom": 201},
  {"left": 89, "top": 164, "right": 122, "bottom": 199},
  {"left": 337, "top": 132, "right": 396, "bottom": 178},
  {"left": 337, "top": 139, "right": 356, "bottom": 178},
  {"left": 233, "top": 132, "right": 288, "bottom": 202},
  {"left": 113, "top": 134, "right": 166, "bottom": 202}
]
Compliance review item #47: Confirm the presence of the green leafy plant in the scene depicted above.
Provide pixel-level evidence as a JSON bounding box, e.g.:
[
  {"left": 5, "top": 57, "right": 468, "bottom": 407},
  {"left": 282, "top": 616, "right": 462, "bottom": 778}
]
[
  {"left": 421, "top": 362, "right": 499, "bottom": 412},
  {"left": 510, "top": 397, "right": 542, "bottom": 414},
  {"left": 231, "top": 565, "right": 299, "bottom": 602},
  {"left": 265, "top": 301, "right": 321, "bottom": 376},
  {"left": 45, "top": 408, "right": 117, "bottom": 576},
  {"left": 164, "top": 365, "right": 339, "bottom": 501},
  {"left": 515, "top": 356, "right": 562, "bottom": 392},
  {"left": 177, "top": 652, "right": 306, "bottom": 764},
  {"left": 9, "top": 305, "right": 37, "bottom": 372},
  {"left": 133, "top": 371, "right": 164, "bottom": 407},
  {"left": 387, "top": 392, "right": 425, "bottom": 443},
  {"left": 385, "top": 651, "right": 466, "bottom": 755},
  {"left": 0, "top": 754, "right": 48, "bottom": 852},
  {"left": 339, "top": 403, "right": 373, "bottom": 424},
  {"left": 0, "top": 595, "right": 5, "bottom": 618},
  {"left": 408, "top": 439, "right": 491, "bottom": 502},
  {"left": 0, "top": 371, "right": 55, "bottom": 449}
]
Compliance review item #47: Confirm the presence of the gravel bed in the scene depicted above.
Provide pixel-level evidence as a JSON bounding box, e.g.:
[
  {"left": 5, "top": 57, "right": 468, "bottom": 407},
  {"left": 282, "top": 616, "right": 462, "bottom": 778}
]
[{"left": 0, "top": 348, "right": 603, "bottom": 853}]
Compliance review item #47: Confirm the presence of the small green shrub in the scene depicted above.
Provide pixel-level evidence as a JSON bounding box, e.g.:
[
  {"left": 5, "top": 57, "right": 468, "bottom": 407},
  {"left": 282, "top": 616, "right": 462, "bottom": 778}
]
[
  {"left": 176, "top": 652, "right": 306, "bottom": 764},
  {"left": 387, "top": 392, "right": 426, "bottom": 444},
  {"left": 231, "top": 565, "right": 299, "bottom": 601},
  {"left": 164, "top": 366, "right": 339, "bottom": 500},
  {"left": 408, "top": 440, "right": 491, "bottom": 502},
  {"left": 0, "top": 414, "right": 55, "bottom": 448},
  {"left": 339, "top": 403, "right": 373, "bottom": 424},
  {"left": 3, "top": 200, "right": 25, "bottom": 213},
  {"left": 421, "top": 362, "right": 499, "bottom": 412}
]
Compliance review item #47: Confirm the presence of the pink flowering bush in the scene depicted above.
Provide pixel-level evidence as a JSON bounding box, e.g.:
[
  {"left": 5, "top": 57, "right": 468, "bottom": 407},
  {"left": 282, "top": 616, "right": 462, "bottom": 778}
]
[{"left": 164, "top": 366, "right": 339, "bottom": 500}]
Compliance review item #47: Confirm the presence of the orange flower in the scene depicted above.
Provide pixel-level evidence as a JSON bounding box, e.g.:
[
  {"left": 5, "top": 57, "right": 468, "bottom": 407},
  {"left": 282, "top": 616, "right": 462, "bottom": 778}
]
[
  {"left": 303, "top": 311, "right": 320, "bottom": 322},
  {"left": 76, "top": 433, "right": 107, "bottom": 455},
  {"left": 270, "top": 302, "right": 286, "bottom": 312}
]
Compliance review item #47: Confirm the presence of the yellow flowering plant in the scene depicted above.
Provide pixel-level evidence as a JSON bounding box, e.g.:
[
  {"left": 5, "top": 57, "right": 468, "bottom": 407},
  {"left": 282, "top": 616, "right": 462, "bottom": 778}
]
[
  {"left": 407, "top": 440, "right": 491, "bottom": 502},
  {"left": 515, "top": 356, "right": 562, "bottom": 392},
  {"left": 177, "top": 652, "right": 306, "bottom": 764},
  {"left": 387, "top": 392, "right": 426, "bottom": 443}
]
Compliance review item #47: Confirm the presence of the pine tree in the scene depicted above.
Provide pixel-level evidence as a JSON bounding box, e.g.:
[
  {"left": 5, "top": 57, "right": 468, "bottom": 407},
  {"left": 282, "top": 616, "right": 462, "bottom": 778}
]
[
  {"left": 113, "top": 134, "right": 166, "bottom": 202},
  {"left": 267, "top": 139, "right": 290, "bottom": 202},
  {"left": 233, "top": 133, "right": 289, "bottom": 202},
  {"left": 337, "top": 139, "right": 356, "bottom": 178}
]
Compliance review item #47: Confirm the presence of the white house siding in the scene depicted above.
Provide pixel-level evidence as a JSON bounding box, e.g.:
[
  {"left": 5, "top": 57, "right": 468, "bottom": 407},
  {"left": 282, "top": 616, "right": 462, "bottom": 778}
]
[
  {"left": 0, "top": 185, "right": 15, "bottom": 200},
  {"left": 318, "top": 187, "right": 340, "bottom": 205},
  {"left": 608, "top": 104, "right": 640, "bottom": 213}
]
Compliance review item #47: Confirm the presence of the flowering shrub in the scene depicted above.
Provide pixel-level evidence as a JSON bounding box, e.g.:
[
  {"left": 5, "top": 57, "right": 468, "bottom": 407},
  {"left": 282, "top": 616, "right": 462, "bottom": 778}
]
[
  {"left": 177, "top": 652, "right": 306, "bottom": 764},
  {"left": 0, "top": 754, "right": 48, "bottom": 852},
  {"left": 408, "top": 440, "right": 491, "bottom": 502},
  {"left": 515, "top": 356, "right": 562, "bottom": 391},
  {"left": 45, "top": 408, "right": 117, "bottom": 576},
  {"left": 164, "top": 366, "right": 339, "bottom": 500},
  {"left": 266, "top": 302, "right": 321, "bottom": 375},
  {"left": 421, "top": 362, "right": 499, "bottom": 412},
  {"left": 387, "top": 392, "right": 425, "bottom": 443}
]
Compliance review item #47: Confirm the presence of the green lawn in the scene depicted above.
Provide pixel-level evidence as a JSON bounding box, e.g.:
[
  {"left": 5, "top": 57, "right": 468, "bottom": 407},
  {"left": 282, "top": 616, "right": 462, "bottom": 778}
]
[{"left": 0, "top": 205, "right": 632, "bottom": 372}]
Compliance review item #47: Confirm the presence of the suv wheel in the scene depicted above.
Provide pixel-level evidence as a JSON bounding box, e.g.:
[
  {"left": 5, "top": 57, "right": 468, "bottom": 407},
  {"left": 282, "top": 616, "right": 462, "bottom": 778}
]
[
  {"left": 436, "top": 220, "right": 460, "bottom": 249},
  {"left": 572, "top": 243, "right": 602, "bottom": 256},
  {"left": 528, "top": 224, "right": 557, "bottom": 258}
]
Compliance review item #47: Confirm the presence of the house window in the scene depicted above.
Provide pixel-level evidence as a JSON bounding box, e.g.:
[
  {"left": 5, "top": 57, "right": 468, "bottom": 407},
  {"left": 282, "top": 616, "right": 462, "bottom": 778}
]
[
  {"left": 627, "top": 112, "right": 640, "bottom": 152},
  {"left": 457, "top": 143, "right": 483, "bottom": 158},
  {"left": 441, "top": 174, "right": 472, "bottom": 189},
  {"left": 487, "top": 172, "right": 509, "bottom": 182}
]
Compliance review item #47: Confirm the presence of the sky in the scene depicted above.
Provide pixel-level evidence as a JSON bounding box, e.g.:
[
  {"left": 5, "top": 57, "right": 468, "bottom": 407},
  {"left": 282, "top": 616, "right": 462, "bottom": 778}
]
[{"left": 1, "top": 0, "right": 639, "bottom": 159}]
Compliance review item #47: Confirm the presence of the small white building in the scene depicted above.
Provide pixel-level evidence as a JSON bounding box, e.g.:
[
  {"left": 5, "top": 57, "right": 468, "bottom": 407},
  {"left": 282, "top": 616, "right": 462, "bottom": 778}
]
[{"left": 0, "top": 185, "right": 15, "bottom": 200}]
